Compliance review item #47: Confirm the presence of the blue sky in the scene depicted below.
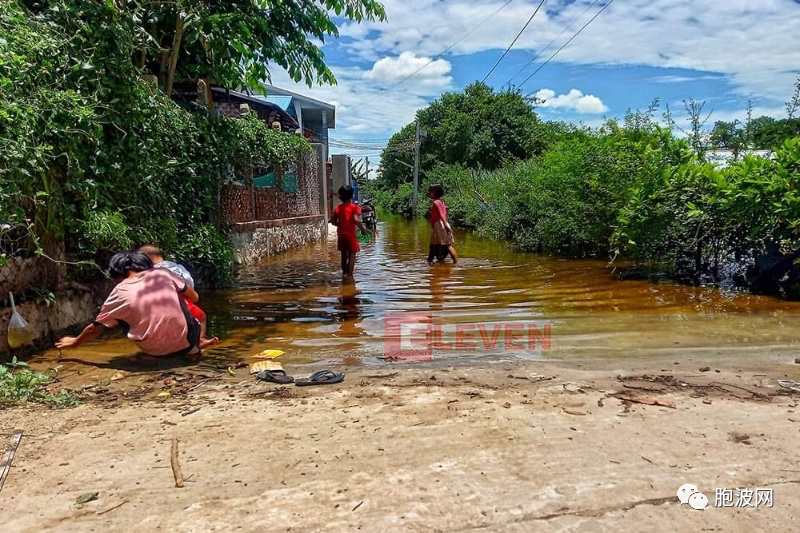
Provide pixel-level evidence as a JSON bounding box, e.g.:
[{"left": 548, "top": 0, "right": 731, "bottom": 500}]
[{"left": 264, "top": 0, "right": 800, "bottom": 165}]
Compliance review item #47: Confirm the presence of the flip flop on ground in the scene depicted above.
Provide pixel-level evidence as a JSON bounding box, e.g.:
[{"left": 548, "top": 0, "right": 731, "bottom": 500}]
[
  {"left": 295, "top": 370, "right": 345, "bottom": 387},
  {"left": 256, "top": 370, "right": 295, "bottom": 384}
]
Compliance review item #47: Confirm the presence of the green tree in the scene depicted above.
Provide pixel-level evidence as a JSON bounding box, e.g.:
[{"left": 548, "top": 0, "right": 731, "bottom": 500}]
[
  {"left": 752, "top": 117, "right": 800, "bottom": 150},
  {"left": 1, "top": 0, "right": 314, "bottom": 283},
  {"left": 710, "top": 120, "right": 745, "bottom": 153},
  {"left": 24, "top": 0, "right": 386, "bottom": 93},
  {"left": 377, "top": 82, "right": 547, "bottom": 195}
]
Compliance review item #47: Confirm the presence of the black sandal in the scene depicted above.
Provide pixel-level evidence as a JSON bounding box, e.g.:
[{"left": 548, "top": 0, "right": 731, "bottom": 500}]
[
  {"left": 256, "top": 370, "right": 294, "bottom": 384},
  {"left": 295, "top": 370, "right": 345, "bottom": 387}
]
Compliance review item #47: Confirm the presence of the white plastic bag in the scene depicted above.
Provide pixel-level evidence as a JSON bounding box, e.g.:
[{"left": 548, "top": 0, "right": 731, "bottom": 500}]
[{"left": 7, "top": 292, "right": 34, "bottom": 348}]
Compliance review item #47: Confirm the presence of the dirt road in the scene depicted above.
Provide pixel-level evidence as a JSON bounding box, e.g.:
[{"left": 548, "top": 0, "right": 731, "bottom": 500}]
[{"left": 1, "top": 359, "right": 799, "bottom": 531}]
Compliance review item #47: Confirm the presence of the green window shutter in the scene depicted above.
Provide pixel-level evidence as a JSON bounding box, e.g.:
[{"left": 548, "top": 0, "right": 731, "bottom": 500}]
[
  {"left": 253, "top": 167, "right": 276, "bottom": 188},
  {"left": 282, "top": 166, "right": 298, "bottom": 193}
]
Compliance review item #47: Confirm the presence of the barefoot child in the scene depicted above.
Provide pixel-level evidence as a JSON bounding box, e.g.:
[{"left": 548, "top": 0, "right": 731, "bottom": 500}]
[
  {"left": 139, "top": 245, "right": 217, "bottom": 346},
  {"left": 56, "top": 251, "right": 216, "bottom": 356},
  {"left": 427, "top": 184, "right": 458, "bottom": 265},
  {"left": 330, "top": 185, "right": 369, "bottom": 278}
]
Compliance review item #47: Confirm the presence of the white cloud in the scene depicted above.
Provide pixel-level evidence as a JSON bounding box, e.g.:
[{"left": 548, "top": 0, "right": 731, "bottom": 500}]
[
  {"left": 336, "top": 0, "right": 800, "bottom": 102},
  {"left": 363, "top": 52, "right": 452, "bottom": 88},
  {"left": 534, "top": 88, "right": 608, "bottom": 114},
  {"left": 648, "top": 74, "right": 725, "bottom": 84},
  {"left": 265, "top": 65, "right": 430, "bottom": 142}
]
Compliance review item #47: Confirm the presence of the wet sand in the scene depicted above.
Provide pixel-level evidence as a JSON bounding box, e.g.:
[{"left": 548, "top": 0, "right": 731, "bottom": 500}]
[{"left": 1, "top": 357, "right": 800, "bottom": 532}]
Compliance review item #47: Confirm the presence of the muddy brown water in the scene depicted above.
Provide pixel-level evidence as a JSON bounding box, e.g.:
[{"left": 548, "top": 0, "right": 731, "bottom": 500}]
[{"left": 28, "top": 216, "right": 800, "bottom": 379}]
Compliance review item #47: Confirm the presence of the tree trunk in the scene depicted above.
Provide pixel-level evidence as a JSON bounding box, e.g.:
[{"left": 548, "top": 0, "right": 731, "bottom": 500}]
[
  {"left": 158, "top": 49, "right": 169, "bottom": 88},
  {"left": 694, "top": 240, "right": 702, "bottom": 283},
  {"left": 164, "top": 13, "right": 185, "bottom": 97}
]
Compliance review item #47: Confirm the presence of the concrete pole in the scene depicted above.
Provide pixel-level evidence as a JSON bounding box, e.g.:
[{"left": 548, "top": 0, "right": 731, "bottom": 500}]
[{"left": 412, "top": 119, "right": 421, "bottom": 217}]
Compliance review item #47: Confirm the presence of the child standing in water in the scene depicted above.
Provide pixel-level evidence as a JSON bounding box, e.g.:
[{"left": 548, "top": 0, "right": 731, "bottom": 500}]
[
  {"left": 427, "top": 184, "right": 458, "bottom": 265},
  {"left": 330, "top": 185, "right": 369, "bottom": 278}
]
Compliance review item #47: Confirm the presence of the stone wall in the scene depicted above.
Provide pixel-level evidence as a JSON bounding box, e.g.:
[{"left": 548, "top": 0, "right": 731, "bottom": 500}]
[
  {"left": 0, "top": 281, "right": 113, "bottom": 359},
  {"left": 230, "top": 215, "right": 327, "bottom": 264},
  {"left": 0, "top": 256, "right": 60, "bottom": 297}
]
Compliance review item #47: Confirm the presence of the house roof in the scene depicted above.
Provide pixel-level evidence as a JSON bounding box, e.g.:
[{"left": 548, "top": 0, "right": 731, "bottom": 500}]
[
  {"left": 706, "top": 149, "right": 775, "bottom": 168},
  {"left": 210, "top": 87, "right": 299, "bottom": 130},
  {"left": 260, "top": 84, "right": 336, "bottom": 128},
  {"left": 262, "top": 95, "right": 294, "bottom": 112}
]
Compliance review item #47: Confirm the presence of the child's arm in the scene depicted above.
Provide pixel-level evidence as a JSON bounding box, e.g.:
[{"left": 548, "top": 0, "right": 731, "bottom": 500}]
[
  {"left": 182, "top": 285, "right": 200, "bottom": 303},
  {"left": 329, "top": 208, "right": 339, "bottom": 226},
  {"left": 55, "top": 323, "right": 104, "bottom": 349}
]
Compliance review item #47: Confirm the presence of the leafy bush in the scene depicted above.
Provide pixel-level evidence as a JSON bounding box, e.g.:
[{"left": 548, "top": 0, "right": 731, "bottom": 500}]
[
  {"left": 79, "top": 211, "right": 134, "bottom": 252},
  {"left": 175, "top": 223, "right": 237, "bottom": 286},
  {"left": 0, "top": 358, "right": 77, "bottom": 408},
  {"left": 420, "top": 123, "right": 688, "bottom": 257},
  {"left": 613, "top": 137, "right": 800, "bottom": 293}
]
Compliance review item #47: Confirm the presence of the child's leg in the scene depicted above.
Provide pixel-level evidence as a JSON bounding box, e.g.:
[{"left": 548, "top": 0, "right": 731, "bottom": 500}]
[
  {"left": 448, "top": 245, "right": 459, "bottom": 264},
  {"left": 340, "top": 250, "right": 348, "bottom": 274},
  {"left": 200, "top": 316, "right": 210, "bottom": 341},
  {"left": 196, "top": 311, "right": 219, "bottom": 348},
  {"left": 427, "top": 245, "right": 436, "bottom": 264},
  {"left": 347, "top": 251, "right": 357, "bottom": 276}
]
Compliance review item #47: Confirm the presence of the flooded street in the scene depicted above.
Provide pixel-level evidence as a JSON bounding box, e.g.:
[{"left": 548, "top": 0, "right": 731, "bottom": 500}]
[
  {"left": 210, "top": 215, "right": 800, "bottom": 366},
  {"left": 10, "top": 218, "right": 800, "bottom": 533},
  {"left": 31, "top": 216, "right": 800, "bottom": 376}
]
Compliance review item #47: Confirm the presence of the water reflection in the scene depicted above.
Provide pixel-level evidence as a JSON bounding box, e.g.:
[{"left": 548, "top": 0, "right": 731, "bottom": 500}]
[{"left": 335, "top": 284, "right": 365, "bottom": 340}]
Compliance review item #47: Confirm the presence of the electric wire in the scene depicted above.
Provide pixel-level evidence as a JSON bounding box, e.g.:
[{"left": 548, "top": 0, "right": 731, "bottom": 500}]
[
  {"left": 481, "top": 0, "right": 547, "bottom": 83},
  {"left": 518, "top": 0, "right": 615, "bottom": 91},
  {"left": 505, "top": 0, "right": 601, "bottom": 87}
]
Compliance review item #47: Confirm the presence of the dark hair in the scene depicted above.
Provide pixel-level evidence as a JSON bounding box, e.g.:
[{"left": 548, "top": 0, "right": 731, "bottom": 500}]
[
  {"left": 109, "top": 251, "right": 153, "bottom": 279},
  {"left": 429, "top": 184, "right": 445, "bottom": 199},
  {"left": 338, "top": 184, "right": 354, "bottom": 201},
  {"left": 138, "top": 244, "right": 163, "bottom": 258}
]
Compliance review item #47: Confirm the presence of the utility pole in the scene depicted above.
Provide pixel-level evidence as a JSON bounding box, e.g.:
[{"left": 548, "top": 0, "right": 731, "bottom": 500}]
[
  {"left": 365, "top": 157, "right": 370, "bottom": 181},
  {"left": 412, "top": 118, "right": 421, "bottom": 216}
]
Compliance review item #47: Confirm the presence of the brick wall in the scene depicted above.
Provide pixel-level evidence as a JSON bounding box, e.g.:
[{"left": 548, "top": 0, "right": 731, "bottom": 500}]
[{"left": 221, "top": 148, "right": 322, "bottom": 225}]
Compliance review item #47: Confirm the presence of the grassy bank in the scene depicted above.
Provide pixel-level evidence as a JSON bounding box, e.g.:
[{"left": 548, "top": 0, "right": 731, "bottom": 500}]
[{"left": 370, "top": 104, "right": 800, "bottom": 296}]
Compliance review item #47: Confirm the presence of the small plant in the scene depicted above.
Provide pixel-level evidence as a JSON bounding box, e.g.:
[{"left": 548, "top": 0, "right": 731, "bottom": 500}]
[
  {"left": 30, "top": 287, "right": 56, "bottom": 308},
  {"left": 0, "top": 357, "right": 77, "bottom": 408}
]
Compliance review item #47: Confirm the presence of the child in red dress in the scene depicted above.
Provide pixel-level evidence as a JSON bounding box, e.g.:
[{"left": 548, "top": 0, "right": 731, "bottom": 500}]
[{"left": 330, "top": 185, "right": 369, "bottom": 278}]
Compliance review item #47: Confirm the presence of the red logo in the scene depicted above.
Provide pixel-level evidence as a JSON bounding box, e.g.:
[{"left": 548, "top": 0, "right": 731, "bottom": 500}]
[{"left": 383, "top": 312, "right": 551, "bottom": 362}]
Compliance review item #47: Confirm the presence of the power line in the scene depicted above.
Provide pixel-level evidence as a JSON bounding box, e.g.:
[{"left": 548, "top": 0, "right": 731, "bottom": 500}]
[
  {"left": 519, "top": 0, "right": 615, "bottom": 92},
  {"left": 505, "top": 0, "right": 601, "bottom": 87},
  {"left": 481, "top": 0, "right": 547, "bottom": 83},
  {"left": 382, "top": 0, "right": 517, "bottom": 92},
  {"left": 329, "top": 140, "right": 414, "bottom": 151},
  {"left": 329, "top": 137, "right": 393, "bottom": 143}
]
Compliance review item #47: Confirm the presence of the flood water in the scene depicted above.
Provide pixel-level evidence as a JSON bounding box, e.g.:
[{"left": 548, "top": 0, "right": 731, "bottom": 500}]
[{"left": 31, "top": 216, "right": 800, "bottom": 373}]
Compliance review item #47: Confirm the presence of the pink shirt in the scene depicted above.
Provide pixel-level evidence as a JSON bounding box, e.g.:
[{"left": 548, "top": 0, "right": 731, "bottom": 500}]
[
  {"left": 430, "top": 199, "right": 447, "bottom": 226},
  {"left": 94, "top": 269, "right": 190, "bottom": 356}
]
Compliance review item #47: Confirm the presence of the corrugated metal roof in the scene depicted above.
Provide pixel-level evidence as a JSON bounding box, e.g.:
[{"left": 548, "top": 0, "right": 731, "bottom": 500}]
[{"left": 261, "top": 95, "right": 293, "bottom": 111}]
